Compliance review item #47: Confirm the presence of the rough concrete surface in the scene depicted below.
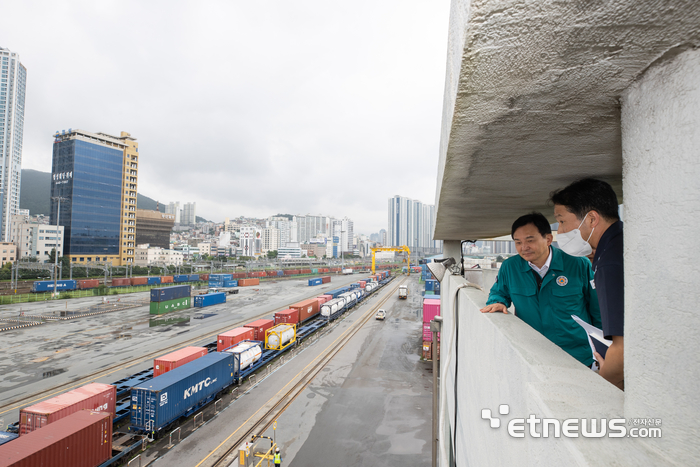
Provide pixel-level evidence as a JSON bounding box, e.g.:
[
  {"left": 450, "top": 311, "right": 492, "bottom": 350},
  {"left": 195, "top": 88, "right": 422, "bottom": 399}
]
[
  {"left": 621, "top": 48, "right": 700, "bottom": 466},
  {"left": 434, "top": 0, "right": 700, "bottom": 239}
]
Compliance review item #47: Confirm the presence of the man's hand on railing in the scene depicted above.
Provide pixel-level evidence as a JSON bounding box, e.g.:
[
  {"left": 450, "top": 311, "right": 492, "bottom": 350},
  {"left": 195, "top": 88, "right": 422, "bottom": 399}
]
[{"left": 479, "top": 303, "right": 508, "bottom": 314}]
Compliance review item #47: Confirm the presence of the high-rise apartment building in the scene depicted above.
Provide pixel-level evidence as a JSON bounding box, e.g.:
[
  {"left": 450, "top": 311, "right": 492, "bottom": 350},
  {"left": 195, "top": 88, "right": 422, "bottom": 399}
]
[
  {"left": 182, "top": 202, "right": 196, "bottom": 225},
  {"left": 0, "top": 48, "right": 27, "bottom": 241},
  {"left": 165, "top": 202, "right": 181, "bottom": 224},
  {"left": 387, "top": 195, "right": 442, "bottom": 252},
  {"left": 294, "top": 215, "right": 332, "bottom": 243},
  {"left": 240, "top": 225, "right": 260, "bottom": 257},
  {"left": 50, "top": 129, "right": 139, "bottom": 265}
]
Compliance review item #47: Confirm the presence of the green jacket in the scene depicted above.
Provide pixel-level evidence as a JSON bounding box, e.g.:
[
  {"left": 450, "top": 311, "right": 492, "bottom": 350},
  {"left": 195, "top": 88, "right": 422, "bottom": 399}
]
[{"left": 487, "top": 247, "right": 602, "bottom": 366}]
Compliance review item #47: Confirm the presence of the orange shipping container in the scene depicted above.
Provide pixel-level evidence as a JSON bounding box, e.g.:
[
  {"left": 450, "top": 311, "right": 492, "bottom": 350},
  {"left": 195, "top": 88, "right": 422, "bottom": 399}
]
[
  {"left": 130, "top": 277, "right": 148, "bottom": 286},
  {"left": 153, "top": 346, "right": 208, "bottom": 377},
  {"left": 217, "top": 327, "right": 255, "bottom": 352},
  {"left": 243, "top": 319, "right": 275, "bottom": 341},
  {"left": 238, "top": 278, "right": 260, "bottom": 286},
  {"left": 19, "top": 383, "right": 116, "bottom": 435},
  {"left": 77, "top": 279, "right": 99, "bottom": 289},
  {"left": 274, "top": 309, "right": 300, "bottom": 325},
  {"left": 161, "top": 276, "right": 174, "bottom": 283},
  {"left": 288, "top": 298, "right": 320, "bottom": 323}
]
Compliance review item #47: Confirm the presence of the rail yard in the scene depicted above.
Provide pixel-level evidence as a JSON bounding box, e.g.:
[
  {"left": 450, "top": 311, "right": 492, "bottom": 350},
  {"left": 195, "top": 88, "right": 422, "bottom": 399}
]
[{"left": 0, "top": 269, "right": 430, "bottom": 466}]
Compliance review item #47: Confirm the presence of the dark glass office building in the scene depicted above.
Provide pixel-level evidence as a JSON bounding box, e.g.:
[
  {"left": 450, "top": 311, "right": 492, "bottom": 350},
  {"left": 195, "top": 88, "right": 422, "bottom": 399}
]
[{"left": 50, "top": 134, "right": 124, "bottom": 262}]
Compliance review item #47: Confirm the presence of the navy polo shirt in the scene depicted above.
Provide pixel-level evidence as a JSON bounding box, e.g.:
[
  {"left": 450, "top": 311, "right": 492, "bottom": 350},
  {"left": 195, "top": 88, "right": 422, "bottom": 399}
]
[{"left": 592, "top": 220, "right": 624, "bottom": 339}]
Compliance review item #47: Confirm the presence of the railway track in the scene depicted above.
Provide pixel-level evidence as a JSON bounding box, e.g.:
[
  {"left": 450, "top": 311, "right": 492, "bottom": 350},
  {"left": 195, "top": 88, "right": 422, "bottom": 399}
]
[
  {"left": 197, "top": 276, "right": 405, "bottom": 467},
  {"left": 0, "top": 278, "right": 366, "bottom": 417}
]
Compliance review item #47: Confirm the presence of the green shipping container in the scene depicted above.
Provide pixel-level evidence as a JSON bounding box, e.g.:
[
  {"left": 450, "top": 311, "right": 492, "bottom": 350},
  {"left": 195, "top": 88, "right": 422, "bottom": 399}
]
[
  {"left": 312, "top": 268, "right": 318, "bottom": 274},
  {"left": 150, "top": 296, "right": 191, "bottom": 315},
  {"left": 424, "top": 291, "right": 435, "bottom": 296}
]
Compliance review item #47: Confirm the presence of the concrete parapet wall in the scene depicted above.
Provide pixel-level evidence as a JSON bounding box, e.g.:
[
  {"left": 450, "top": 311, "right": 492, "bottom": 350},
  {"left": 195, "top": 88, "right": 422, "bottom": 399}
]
[{"left": 438, "top": 273, "right": 666, "bottom": 466}]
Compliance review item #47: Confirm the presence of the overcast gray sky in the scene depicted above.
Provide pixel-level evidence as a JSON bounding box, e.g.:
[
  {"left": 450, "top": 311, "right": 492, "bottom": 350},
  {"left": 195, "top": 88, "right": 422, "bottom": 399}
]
[{"left": 2, "top": 0, "right": 450, "bottom": 235}]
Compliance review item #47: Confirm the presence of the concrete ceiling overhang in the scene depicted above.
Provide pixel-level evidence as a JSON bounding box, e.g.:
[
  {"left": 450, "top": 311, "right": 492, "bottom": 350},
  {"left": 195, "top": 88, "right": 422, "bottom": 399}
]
[{"left": 434, "top": 0, "right": 700, "bottom": 240}]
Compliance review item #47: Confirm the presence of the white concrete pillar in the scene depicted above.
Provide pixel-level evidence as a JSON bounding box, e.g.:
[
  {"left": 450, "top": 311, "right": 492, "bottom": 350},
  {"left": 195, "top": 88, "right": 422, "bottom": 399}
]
[
  {"left": 621, "top": 47, "right": 700, "bottom": 464},
  {"left": 442, "top": 240, "right": 462, "bottom": 264}
]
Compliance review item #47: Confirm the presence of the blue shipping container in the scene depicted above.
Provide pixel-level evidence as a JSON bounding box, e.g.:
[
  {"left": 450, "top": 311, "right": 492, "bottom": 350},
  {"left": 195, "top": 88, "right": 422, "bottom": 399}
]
[
  {"left": 0, "top": 431, "right": 18, "bottom": 446},
  {"left": 209, "top": 274, "right": 232, "bottom": 281},
  {"left": 425, "top": 279, "right": 436, "bottom": 291},
  {"left": 188, "top": 274, "right": 200, "bottom": 281},
  {"left": 223, "top": 280, "right": 238, "bottom": 287},
  {"left": 277, "top": 270, "right": 284, "bottom": 276},
  {"left": 308, "top": 278, "right": 323, "bottom": 286},
  {"left": 194, "top": 292, "right": 226, "bottom": 307},
  {"left": 326, "top": 286, "right": 350, "bottom": 298},
  {"left": 151, "top": 285, "right": 191, "bottom": 302},
  {"left": 147, "top": 277, "right": 162, "bottom": 285},
  {"left": 208, "top": 281, "right": 224, "bottom": 288},
  {"left": 130, "top": 352, "right": 233, "bottom": 433},
  {"left": 31, "top": 280, "right": 77, "bottom": 293},
  {"left": 173, "top": 274, "right": 189, "bottom": 283}
]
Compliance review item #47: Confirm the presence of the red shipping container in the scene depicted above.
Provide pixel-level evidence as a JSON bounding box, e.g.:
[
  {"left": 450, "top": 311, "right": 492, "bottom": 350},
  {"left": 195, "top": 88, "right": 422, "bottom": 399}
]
[
  {"left": 19, "top": 383, "right": 116, "bottom": 435},
  {"left": 316, "top": 296, "right": 329, "bottom": 305},
  {"left": 321, "top": 276, "right": 331, "bottom": 284},
  {"left": 77, "top": 279, "right": 99, "bottom": 289},
  {"left": 300, "top": 269, "right": 312, "bottom": 274},
  {"left": 160, "top": 275, "right": 174, "bottom": 283},
  {"left": 359, "top": 281, "right": 366, "bottom": 287},
  {"left": 217, "top": 327, "right": 255, "bottom": 351},
  {"left": 244, "top": 318, "right": 275, "bottom": 341},
  {"left": 274, "top": 308, "right": 300, "bottom": 325},
  {"left": 1, "top": 410, "right": 112, "bottom": 467},
  {"left": 289, "top": 298, "right": 320, "bottom": 323},
  {"left": 423, "top": 298, "right": 441, "bottom": 324},
  {"left": 130, "top": 277, "right": 148, "bottom": 286},
  {"left": 423, "top": 341, "right": 440, "bottom": 361},
  {"left": 153, "top": 346, "right": 208, "bottom": 377},
  {"left": 267, "top": 271, "right": 278, "bottom": 277},
  {"left": 199, "top": 274, "right": 209, "bottom": 281},
  {"left": 239, "top": 278, "right": 260, "bottom": 286},
  {"left": 111, "top": 278, "right": 130, "bottom": 286},
  {"left": 232, "top": 273, "right": 246, "bottom": 279}
]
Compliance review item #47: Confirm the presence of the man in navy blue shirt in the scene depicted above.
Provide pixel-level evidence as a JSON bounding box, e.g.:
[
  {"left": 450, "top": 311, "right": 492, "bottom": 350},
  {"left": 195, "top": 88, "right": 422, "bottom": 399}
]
[{"left": 550, "top": 179, "right": 624, "bottom": 390}]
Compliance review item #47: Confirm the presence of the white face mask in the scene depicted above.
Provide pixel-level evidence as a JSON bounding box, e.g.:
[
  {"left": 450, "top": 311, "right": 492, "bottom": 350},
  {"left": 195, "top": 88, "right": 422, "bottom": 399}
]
[{"left": 557, "top": 213, "right": 594, "bottom": 257}]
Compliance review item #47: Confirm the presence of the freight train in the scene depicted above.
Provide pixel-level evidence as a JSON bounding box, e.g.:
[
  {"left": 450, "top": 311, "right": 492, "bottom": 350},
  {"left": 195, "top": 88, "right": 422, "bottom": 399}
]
[
  {"left": 28, "top": 265, "right": 402, "bottom": 294},
  {"left": 1, "top": 271, "right": 396, "bottom": 466}
]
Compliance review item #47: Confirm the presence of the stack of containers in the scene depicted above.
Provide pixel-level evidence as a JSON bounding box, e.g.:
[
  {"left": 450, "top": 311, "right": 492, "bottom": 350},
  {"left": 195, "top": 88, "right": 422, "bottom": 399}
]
[
  {"left": 153, "top": 347, "right": 208, "bottom": 377},
  {"left": 150, "top": 285, "right": 191, "bottom": 315},
  {"left": 217, "top": 327, "right": 254, "bottom": 351},
  {"left": 422, "top": 298, "right": 441, "bottom": 360},
  {"left": 19, "top": 383, "right": 116, "bottom": 435},
  {"left": 1, "top": 410, "right": 112, "bottom": 467},
  {"left": 244, "top": 319, "right": 275, "bottom": 341},
  {"left": 208, "top": 273, "right": 232, "bottom": 288}
]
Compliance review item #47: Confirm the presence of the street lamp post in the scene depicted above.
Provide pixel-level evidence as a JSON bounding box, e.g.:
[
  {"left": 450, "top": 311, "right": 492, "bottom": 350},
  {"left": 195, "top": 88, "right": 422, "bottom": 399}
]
[{"left": 52, "top": 196, "right": 68, "bottom": 298}]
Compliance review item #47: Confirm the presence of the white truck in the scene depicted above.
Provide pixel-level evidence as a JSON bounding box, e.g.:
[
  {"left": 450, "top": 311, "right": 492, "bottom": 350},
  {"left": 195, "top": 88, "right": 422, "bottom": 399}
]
[
  {"left": 398, "top": 285, "right": 408, "bottom": 299},
  {"left": 342, "top": 268, "right": 353, "bottom": 275}
]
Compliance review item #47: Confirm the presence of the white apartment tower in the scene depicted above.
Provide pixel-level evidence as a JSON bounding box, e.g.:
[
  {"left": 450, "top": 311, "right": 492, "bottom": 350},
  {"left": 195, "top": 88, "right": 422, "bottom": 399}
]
[
  {"left": 165, "top": 202, "right": 181, "bottom": 223},
  {"left": 0, "top": 48, "right": 26, "bottom": 241},
  {"left": 182, "top": 202, "right": 196, "bottom": 225},
  {"left": 387, "top": 195, "right": 442, "bottom": 251}
]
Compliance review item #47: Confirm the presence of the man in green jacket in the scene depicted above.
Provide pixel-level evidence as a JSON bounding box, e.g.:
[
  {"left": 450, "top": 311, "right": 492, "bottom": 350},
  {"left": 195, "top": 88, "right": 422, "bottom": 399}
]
[{"left": 481, "top": 212, "right": 602, "bottom": 367}]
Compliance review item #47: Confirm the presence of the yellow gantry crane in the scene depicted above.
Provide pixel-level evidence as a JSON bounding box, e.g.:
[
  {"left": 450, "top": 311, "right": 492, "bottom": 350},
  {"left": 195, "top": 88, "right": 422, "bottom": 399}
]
[{"left": 371, "top": 246, "right": 411, "bottom": 275}]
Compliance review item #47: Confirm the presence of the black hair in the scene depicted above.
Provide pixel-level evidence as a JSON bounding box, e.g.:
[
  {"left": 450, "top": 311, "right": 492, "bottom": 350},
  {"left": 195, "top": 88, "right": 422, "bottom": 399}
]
[
  {"left": 511, "top": 212, "right": 552, "bottom": 239},
  {"left": 550, "top": 178, "right": 620, "bottom": 222}
]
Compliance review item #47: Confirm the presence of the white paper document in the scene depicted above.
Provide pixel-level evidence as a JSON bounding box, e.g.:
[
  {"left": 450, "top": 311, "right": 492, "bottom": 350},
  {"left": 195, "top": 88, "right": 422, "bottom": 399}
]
[{"left": 571, "top": 315, "right": 612, "bottom": 360}]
